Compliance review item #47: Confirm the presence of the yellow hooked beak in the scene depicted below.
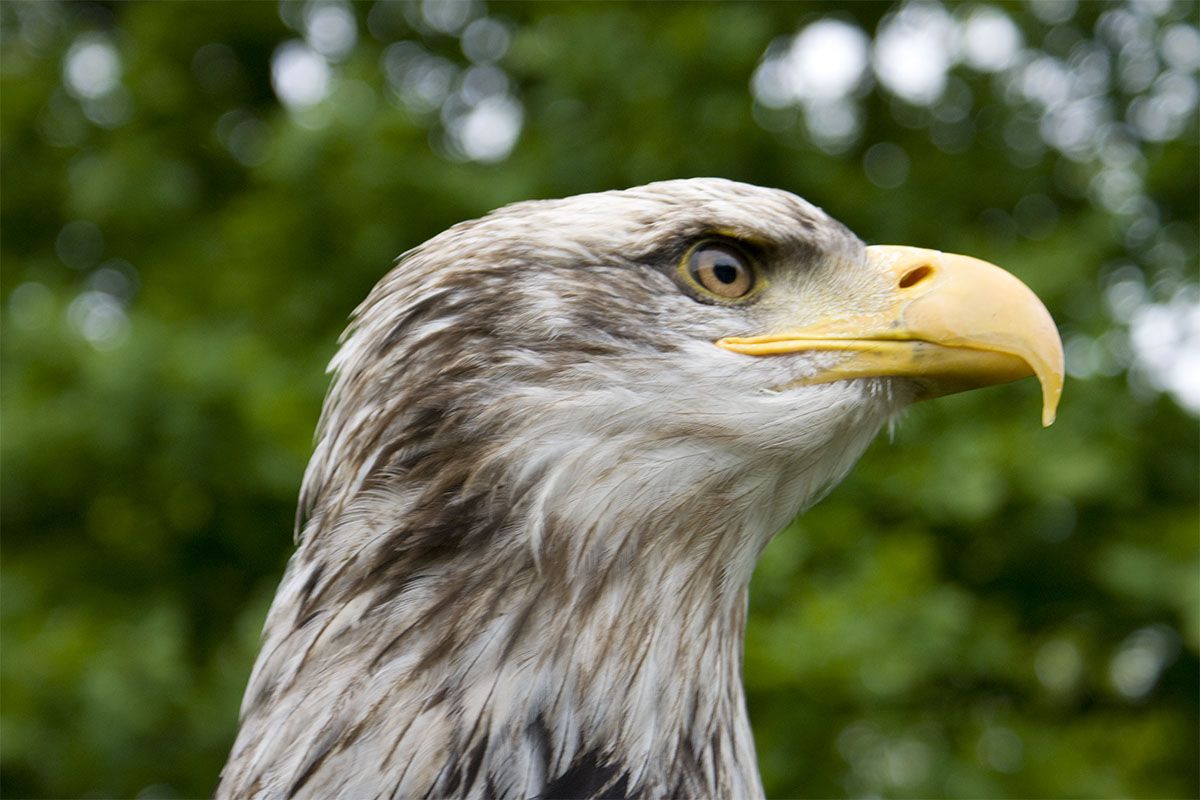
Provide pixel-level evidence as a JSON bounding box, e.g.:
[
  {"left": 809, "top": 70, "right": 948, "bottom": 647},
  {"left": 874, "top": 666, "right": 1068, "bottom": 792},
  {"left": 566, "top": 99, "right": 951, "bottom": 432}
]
[{"left": 716, "top": 246, "right": 1065, "bottom": 426}]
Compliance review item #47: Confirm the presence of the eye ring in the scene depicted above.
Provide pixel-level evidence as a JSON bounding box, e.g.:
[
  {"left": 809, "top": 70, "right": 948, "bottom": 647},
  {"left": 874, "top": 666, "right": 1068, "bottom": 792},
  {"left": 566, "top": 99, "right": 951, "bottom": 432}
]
[{"left": 682, "top": 241, "right": 759, "bottom": 300}]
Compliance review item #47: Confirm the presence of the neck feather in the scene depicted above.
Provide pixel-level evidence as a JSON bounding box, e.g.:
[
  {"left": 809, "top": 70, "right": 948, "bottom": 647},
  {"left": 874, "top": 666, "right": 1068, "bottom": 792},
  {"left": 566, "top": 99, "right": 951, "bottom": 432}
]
[
  {"left": 220, "top": 346, "right": 893, "bottom": 799},
  {"left": 219, "top": 427, "right": 789, "bottom": 799}
]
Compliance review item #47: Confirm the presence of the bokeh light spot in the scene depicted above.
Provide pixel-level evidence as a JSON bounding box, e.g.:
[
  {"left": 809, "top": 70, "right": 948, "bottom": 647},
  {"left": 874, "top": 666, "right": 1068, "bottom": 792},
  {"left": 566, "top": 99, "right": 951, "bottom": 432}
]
[
  {"left": 271, "top": 39, "right": 331, "bottom": 110},
  {"left": 63, "top": 33, "right": 121, "bottom": 99},
  {"left": 863, "top": 142, "right": 911, "bottom": 188},
  {"left": 305, "top": 1, "right": 357, "bottom": 62},
  {"left": 56, "top": 219, "right": 104, "bottom": 270},
  {"left": 961, "top": 6, "right": 1022, "bottom": 72},
  {"left": 873, "top": 3, "right": 959, "bottom": 106}
]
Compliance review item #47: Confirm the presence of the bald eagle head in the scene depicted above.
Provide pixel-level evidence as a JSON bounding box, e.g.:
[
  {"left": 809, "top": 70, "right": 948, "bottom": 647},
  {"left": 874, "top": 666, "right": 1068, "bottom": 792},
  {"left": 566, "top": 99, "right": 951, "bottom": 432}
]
[{"left": 218, "top": 179, "right": 1062, "bottom": 799}]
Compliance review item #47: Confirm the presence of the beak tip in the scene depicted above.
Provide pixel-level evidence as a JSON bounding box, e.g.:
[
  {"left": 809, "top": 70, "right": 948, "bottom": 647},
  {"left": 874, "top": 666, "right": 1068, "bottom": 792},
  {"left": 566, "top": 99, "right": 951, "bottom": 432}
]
[{"left": 1039, "top": 372, "right": 1063, "bottom": 427}]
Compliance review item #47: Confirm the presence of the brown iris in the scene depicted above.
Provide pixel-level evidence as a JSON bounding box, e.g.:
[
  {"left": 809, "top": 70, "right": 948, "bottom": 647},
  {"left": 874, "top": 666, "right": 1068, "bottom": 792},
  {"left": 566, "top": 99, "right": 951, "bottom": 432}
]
[{"left": 686, "top": 243, "right": 755, "bottom": 299}]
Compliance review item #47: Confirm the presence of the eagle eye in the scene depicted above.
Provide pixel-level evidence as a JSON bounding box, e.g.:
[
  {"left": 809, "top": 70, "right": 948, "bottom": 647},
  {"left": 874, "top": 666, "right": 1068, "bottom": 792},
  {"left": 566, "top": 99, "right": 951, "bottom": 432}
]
[{"left": 683, "top": 242, "right": 758, "bottom": 300}]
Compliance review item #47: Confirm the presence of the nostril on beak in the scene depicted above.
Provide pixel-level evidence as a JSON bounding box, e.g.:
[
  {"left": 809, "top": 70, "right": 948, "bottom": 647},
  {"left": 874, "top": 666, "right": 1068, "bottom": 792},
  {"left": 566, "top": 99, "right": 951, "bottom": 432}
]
[{"left": 899, "top": 265, "right": 933, "bottom": 289}]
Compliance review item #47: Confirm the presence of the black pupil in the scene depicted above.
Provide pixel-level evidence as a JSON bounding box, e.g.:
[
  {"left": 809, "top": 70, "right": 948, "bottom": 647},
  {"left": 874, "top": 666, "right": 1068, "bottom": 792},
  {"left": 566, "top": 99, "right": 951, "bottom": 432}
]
[{"left": 712, "top": 261, "right": 738, "bottom": 284}]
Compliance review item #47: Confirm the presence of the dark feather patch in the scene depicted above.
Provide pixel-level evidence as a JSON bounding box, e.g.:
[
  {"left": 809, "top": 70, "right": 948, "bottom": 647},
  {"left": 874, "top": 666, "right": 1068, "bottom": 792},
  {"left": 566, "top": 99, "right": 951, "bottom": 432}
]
[{"left": 539, "top": 752, "right": 629, "bottom": 800}]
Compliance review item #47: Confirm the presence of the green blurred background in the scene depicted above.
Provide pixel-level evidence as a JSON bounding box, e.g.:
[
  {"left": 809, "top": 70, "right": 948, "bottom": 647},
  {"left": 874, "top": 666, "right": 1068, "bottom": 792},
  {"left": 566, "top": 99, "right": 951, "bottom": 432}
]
[{"left": 2, "top": 1, "right": 1197, "bottom": 797}]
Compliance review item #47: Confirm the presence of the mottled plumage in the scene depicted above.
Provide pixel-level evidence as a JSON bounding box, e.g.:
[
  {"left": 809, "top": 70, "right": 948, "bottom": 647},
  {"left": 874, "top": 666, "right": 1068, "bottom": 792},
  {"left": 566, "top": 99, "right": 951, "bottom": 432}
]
[{"left": 216, "top": 179, "right": 1060, "bottom": 799}]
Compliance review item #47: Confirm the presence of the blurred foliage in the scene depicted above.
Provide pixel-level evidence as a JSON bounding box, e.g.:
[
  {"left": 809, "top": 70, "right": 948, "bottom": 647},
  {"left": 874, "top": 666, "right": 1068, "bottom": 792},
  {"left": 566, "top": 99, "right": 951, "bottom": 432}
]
[{"left": 2, "top": 1, "right": 1197, "bottom": 798}]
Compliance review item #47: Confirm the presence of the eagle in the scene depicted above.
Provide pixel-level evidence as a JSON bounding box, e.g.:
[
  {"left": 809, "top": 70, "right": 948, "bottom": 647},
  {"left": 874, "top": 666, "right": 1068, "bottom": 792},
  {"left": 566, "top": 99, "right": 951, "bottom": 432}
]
[{"left": 216, "top": 179, "right": 1063, "bottom": 799}]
